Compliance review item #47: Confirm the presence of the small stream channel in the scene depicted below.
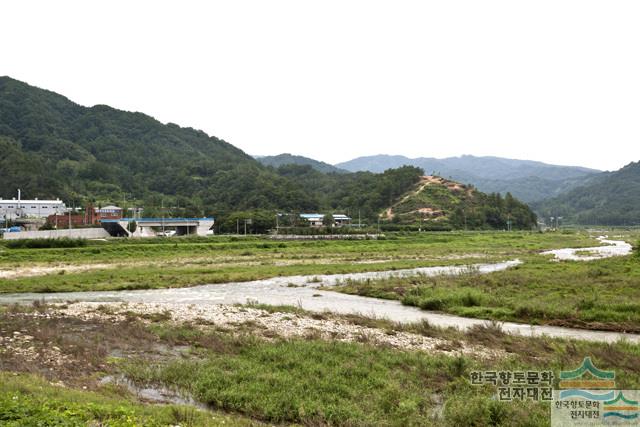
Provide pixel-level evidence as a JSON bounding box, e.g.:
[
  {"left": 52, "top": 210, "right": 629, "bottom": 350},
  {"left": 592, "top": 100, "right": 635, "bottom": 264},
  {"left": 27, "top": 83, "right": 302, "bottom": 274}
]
[{"left": 0, "top": 238, "right": 636, "bottom": 344}]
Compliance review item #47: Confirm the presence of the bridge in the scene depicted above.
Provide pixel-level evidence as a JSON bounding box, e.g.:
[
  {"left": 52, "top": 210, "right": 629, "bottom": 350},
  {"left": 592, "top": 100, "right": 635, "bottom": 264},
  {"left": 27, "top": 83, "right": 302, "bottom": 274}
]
[{"left": 101, "top": 217, "right": 214, "bottom": 238}]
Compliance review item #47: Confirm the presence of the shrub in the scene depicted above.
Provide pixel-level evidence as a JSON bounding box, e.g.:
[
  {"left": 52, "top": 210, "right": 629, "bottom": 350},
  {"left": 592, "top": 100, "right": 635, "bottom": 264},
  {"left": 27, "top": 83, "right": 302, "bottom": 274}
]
[
  {"left": 460, "top": 291, "right": 483, "bottom": 307},
  {"left": 6, "top": 238, "right": 87, "bottom": 249},
  {"left": 513, "top": 304, "right": 546, "bottom": 319},
  {"left": 418, "top": 297, "right": 446, "bottom": 311}
]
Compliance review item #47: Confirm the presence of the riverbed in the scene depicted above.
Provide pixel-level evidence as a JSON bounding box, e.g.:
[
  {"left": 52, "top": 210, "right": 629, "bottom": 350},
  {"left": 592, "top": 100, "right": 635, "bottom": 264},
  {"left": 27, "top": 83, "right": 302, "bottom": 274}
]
[{"left": 0, "top": 239, "right": 636, "bottom": 344}]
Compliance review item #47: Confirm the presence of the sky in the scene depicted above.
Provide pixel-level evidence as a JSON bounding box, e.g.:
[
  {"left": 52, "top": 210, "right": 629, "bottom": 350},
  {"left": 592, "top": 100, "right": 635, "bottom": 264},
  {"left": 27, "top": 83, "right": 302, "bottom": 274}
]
[{"left": 2, "top": 1, "right": 639, "bottom": 171}]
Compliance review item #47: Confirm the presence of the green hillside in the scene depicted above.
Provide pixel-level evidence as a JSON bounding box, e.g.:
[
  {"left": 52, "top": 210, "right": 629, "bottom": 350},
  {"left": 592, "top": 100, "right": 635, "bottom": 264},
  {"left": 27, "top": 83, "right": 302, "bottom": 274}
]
[
  {"left": 535, "top": 161, "right": 640, "bottom": 225},
  {"left": 0, "top": 77, "right": 319, "bottom": 214},
  {"left": 336, "top": 154, "right": 600, "bottom": 202},
  {"left": 0, "top": 77, "right": 423, "bottom": 222},
  {"left": 257, "top": 153, "right": 346, "bottom": 174},
  {"left": 383, "top": 176, "right": 537, "bottom": 230}
]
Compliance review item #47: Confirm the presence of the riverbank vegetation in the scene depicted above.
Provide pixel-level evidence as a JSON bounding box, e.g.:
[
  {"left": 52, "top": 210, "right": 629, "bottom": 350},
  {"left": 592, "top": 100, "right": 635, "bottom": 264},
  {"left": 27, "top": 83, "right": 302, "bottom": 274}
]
[
  {"left": 1, "top": 302, "right": 639, "bottom": 426},
  {"left": 0, "top": 231, "right": 597, "bottom": 294},
  {"left": 332, "top": 244, "right": 640, "bottom": 332}
]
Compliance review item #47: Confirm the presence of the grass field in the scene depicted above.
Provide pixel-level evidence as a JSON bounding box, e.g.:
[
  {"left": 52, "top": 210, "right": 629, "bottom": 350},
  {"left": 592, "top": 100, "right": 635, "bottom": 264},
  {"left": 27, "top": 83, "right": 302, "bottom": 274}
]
[
  {"left": 2, "top": 230, "right": 639, "bottom": 425},
  {"left": 1, "top": 302, "right": 639, "bottom": 426},
  {"left": 331, "top": 232, "right": 640, "bottom": 332},
  {"left": 0, "top": 231, "right": 597, "bottom": 293},
  {"left": 0, "top": 373, "right": 258, "bottom": 427}
]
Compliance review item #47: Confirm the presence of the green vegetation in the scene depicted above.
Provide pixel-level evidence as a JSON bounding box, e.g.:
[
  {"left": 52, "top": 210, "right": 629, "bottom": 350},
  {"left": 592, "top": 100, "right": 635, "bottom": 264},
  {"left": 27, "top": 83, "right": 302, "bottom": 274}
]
[
  {"left": 0, "top": 373, "right": 257, "bottom": 426},
  {"left": 271, "top": 163, "right": 425, "bottom": 223},
  {"left": 0, "top": 231, "right": 596, "bottom": 293},
  {"left": 0, "top": 77, "right": 539, "bottom": 230},
  {"left": 4, "top": 237, "right": 87, "bottom": 249},
  {"left": 257, "top": 152, "right": 348, "bottom": 174},
  {"left": 0, "top": 76, "right": 426, "bottom": 224},
  {"left": 536, "top": 161, "right": 640, "bottom": 225},
  {"left": 124, "top": 338, "right": 456, "bottom": 425},
  {"left": 2, "top": 303, "right": 639, "bottom": 426},
  {"left": 106, "top": 317, "right": 640, "bottom": 422},
  {"left": 386, "top": 176, "right": 537, "bottom": 229},
  {"left": 335, "top": 154, "right": 600, "bottom": 203},
  {"left": 0, "top": 75, "right": 297, "bottom": 215},
  {"left": 333, "top": 251, "right": 640, "bottom": 332}
]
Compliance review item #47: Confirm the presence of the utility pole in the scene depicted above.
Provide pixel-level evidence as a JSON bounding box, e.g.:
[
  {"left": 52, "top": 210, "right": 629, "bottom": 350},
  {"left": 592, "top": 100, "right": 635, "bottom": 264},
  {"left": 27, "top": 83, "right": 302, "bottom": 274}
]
[
  {"left": 244, "top": 219, "right": 247, "bottom": 236},
  {"left": 377, "top": 216, "right": 380, "bottom": 234},
  {"left": 276, "top": 214, "right": 279, "bottom": 235},
  {"left": 236, "top": 219, "right": 239, "bottom": 235},
  {"left": 161, "top": 199, "right": 165, "bottom": 235},
  {"left": 358, "top": 209, "right": 361, "bottom": 228}
]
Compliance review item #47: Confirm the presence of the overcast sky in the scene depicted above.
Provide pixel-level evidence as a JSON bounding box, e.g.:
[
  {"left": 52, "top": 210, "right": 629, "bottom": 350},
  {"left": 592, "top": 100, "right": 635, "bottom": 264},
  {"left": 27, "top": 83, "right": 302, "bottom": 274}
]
[{"left": 2, "top": 1, "right": 639, "bottom": 171}]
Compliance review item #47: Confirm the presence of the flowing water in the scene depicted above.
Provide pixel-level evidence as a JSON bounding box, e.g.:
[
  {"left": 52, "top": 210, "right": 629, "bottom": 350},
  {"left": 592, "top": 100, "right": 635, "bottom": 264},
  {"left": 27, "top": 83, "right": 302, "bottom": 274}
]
[
  {"left": 1, "top": 240, "right": 636, "bottom": 344},
  {"left": 542, "top": 236, "right": 632, "bottom": 261}
]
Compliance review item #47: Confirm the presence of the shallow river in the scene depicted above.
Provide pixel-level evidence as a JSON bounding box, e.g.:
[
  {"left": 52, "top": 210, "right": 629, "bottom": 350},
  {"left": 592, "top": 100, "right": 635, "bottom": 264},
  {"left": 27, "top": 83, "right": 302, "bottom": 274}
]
[
  {"left": 542, "top": 236, "right": 632, "bottom": 261},
  {"left": 1, "top": 239, "right": 637, "bottom": 344}
]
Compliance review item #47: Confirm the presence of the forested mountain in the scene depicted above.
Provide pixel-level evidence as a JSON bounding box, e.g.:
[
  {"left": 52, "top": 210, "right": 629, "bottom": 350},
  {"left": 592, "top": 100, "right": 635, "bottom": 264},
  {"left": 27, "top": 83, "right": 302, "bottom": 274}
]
[
  {"left": 271, "top": 164, "right": 423, "bottom": 219},
  {"left": 336, "top": 154, "right": 600, "bottom": 202},
  {"left": 535, "top": 161, "right": 640, "bottom": 225},
  {"left": 382, "top": 175, "right": 537, "bottom": 230},
  {"left": 0, "top": 77, "right": 315, "bottom": 216},
  {"left": 256, "top": 153, "right": 347, "bottom": 174},
  {"left": 0, "top": 77, "right": 541, "bottom": 229},
  {"left": 0, "top": 77, "right": 422, "bottom": 221}
]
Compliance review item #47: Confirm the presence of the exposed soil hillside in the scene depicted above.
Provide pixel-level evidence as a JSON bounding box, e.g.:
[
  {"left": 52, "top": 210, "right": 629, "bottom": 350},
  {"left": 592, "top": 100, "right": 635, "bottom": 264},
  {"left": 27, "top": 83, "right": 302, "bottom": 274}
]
[{"left": 381, "top": 176, "right": 537, "bottom": 230}]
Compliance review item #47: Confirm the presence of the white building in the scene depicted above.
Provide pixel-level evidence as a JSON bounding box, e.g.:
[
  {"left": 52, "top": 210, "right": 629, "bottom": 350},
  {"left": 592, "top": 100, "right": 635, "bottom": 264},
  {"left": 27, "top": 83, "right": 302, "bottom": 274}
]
[
  {"left": 94, "top": 205, "right": 123, "bottom": 217},
  {"left": 332, "top": 214, "right": 351, "bottom": 227},
  {"left": 300, "top": 213, "right": 325, "bottom": 227},
  {"left": 299, "top": 213, "right": 352, "bottom": 227},
  {"left": 0, "top": 197, "right": 67, "bottom": 220}
]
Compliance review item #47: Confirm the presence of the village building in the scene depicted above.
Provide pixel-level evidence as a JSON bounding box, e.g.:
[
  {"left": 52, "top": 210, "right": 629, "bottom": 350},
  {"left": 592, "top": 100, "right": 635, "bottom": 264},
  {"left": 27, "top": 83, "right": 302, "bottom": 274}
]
[
  {"left": 299, "top": 213, "right": 352, "bottom": 227},
  {"left": 332, "top": 214, "right": 351, "bottom": 227},
  {"left": 0, "top": 196, "right": 66, "bottom": 220},
  {"left": 95, "top": 205, "right": 123, "bottom": 220},
  {"left": 300, "top": 213, "right": 325, "bottom": 227},
  {"left": 46, "top": 204, "right": 131, "bottom": 228}
]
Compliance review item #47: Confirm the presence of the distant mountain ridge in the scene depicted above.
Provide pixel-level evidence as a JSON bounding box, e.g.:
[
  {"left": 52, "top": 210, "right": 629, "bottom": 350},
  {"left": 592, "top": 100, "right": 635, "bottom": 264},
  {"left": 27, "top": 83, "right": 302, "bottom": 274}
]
[
  {"left": 6, "top": 75, "right": 628, "bottom": 226},
  {"left": 257, "top": 153, "right": 347, "bottom": 174},
  {"left": 535, "top": 161, "right": 640, "bottom": 225},
  {"left": 335, "top": 154, "right": 600, "bottom": 202},
  {"left": 0, "top": 76, "right": 427, "bottom": 223}
]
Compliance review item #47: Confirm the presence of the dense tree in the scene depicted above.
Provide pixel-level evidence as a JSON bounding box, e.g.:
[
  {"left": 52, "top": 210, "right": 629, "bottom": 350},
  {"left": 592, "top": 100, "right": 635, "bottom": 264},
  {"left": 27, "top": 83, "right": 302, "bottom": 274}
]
[
  {"left": 0, "top": 76, "right": 537, "bottom": 230},
  {"left": 535, "top": 161, "right": 640, "bottom": 225}
]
